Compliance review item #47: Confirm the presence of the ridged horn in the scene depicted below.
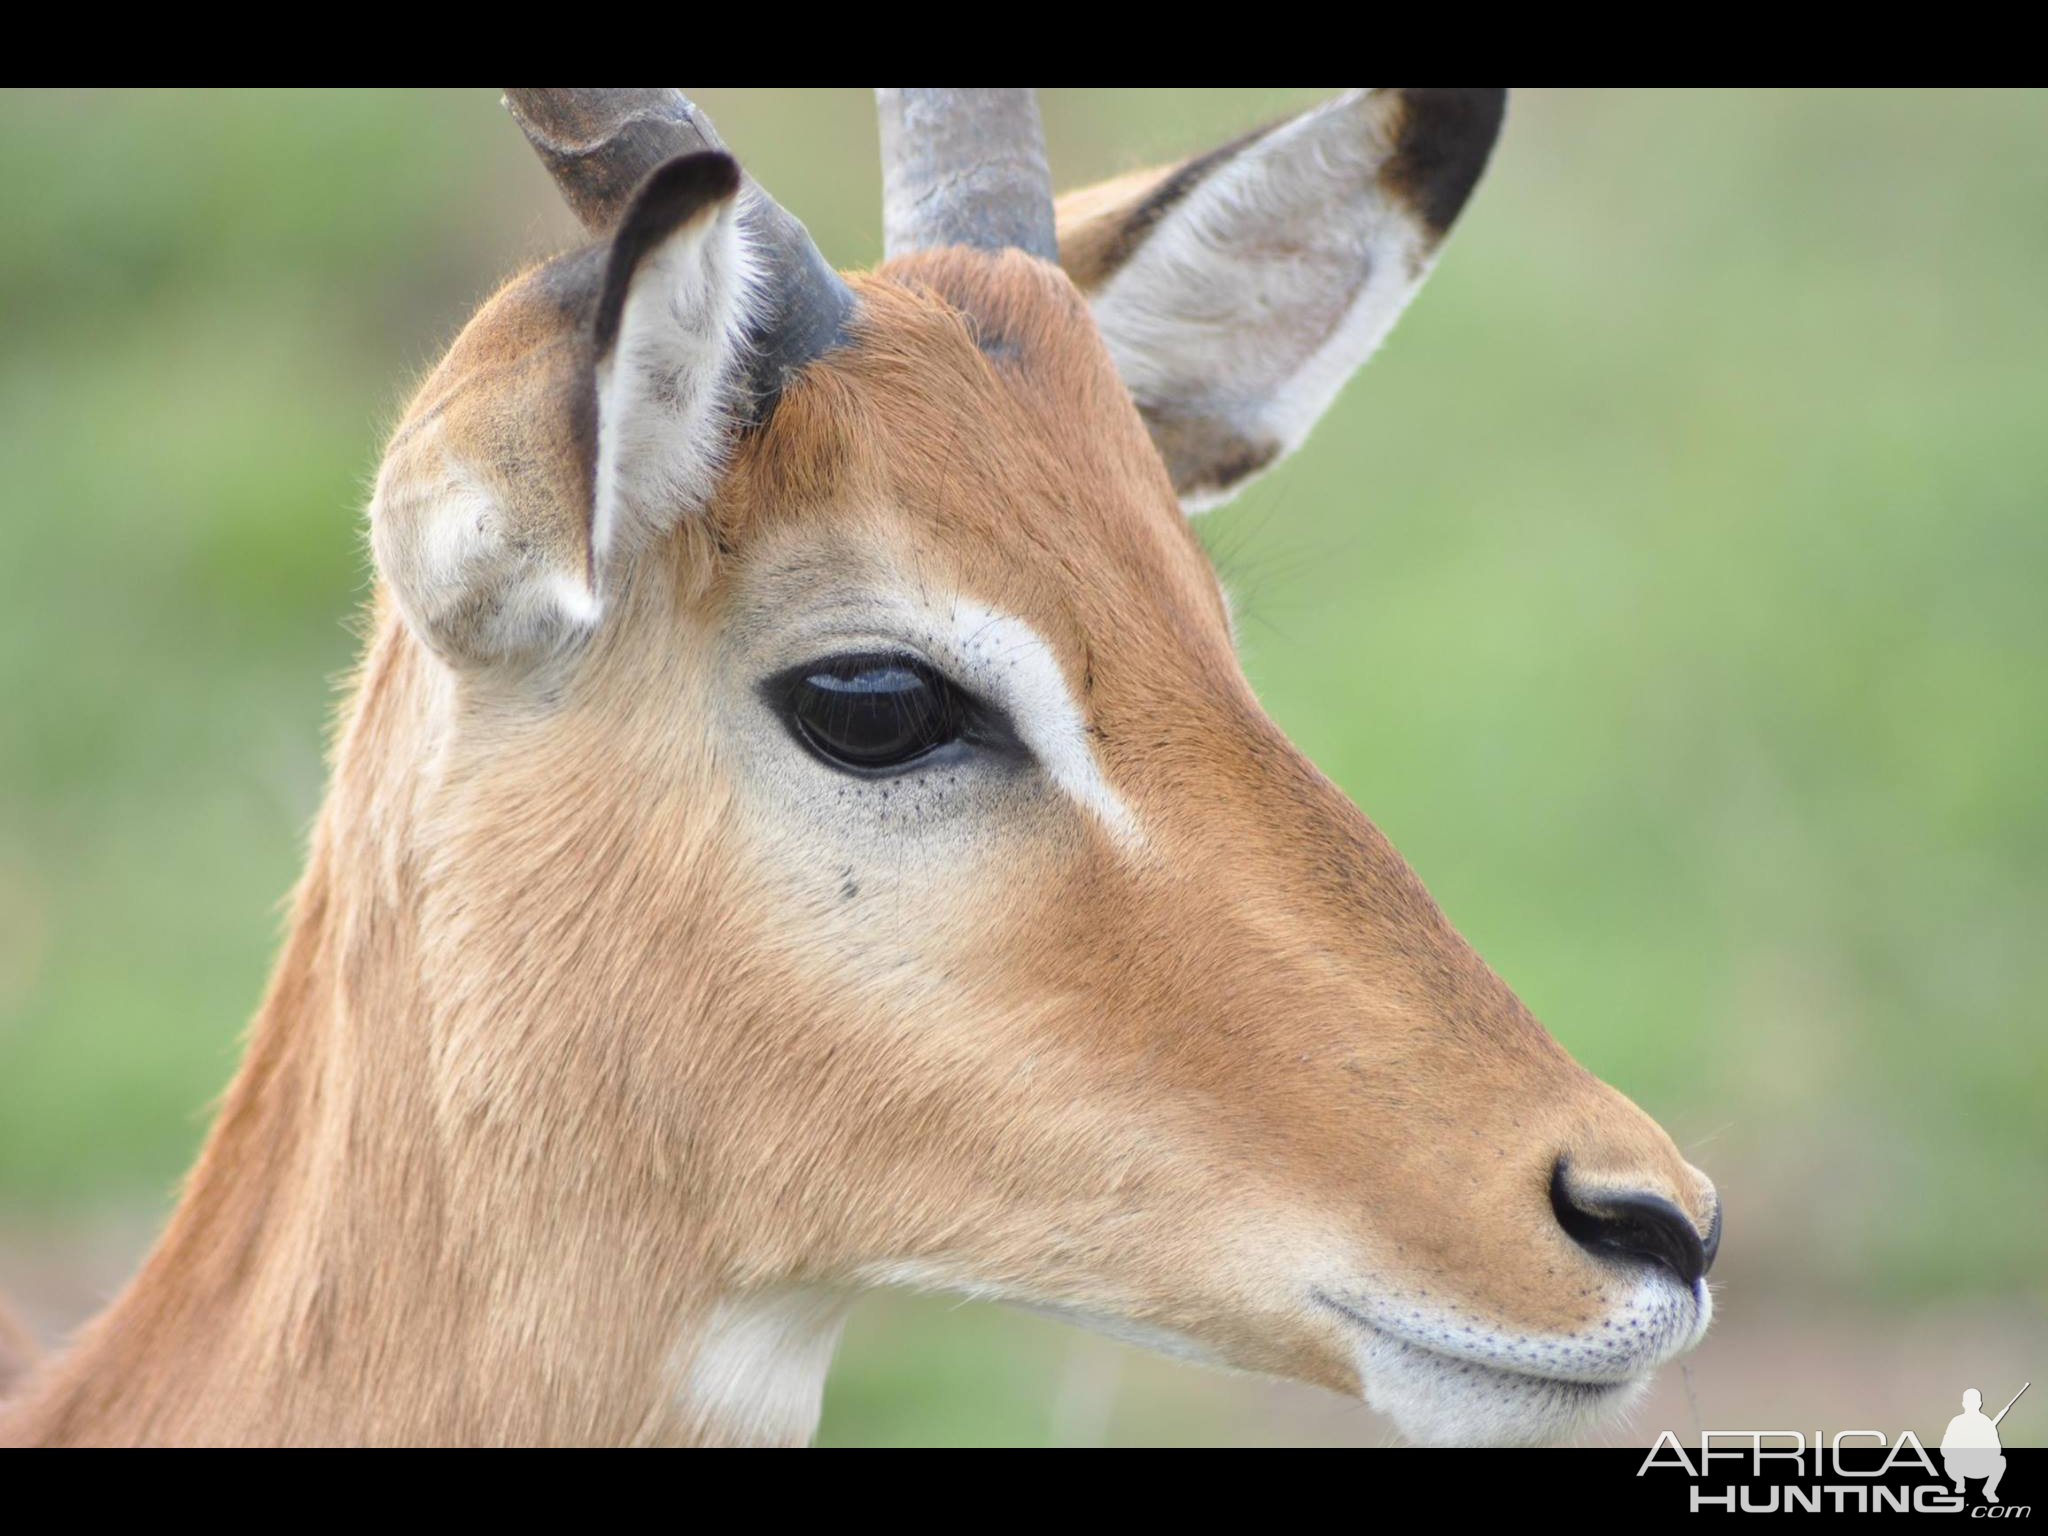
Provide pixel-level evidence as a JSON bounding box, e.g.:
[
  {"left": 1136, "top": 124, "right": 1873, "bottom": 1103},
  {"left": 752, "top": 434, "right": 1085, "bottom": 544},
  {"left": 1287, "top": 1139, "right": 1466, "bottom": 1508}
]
[{"left": 875, "top": 88, "right": 1056, "bottom": 261}]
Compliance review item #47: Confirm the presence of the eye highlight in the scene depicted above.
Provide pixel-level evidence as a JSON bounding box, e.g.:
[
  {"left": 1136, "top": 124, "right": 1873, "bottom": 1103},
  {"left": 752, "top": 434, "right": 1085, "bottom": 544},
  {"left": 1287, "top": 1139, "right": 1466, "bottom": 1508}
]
[{"left": 776, "top": 653, "right": 968, "bottom": 775}]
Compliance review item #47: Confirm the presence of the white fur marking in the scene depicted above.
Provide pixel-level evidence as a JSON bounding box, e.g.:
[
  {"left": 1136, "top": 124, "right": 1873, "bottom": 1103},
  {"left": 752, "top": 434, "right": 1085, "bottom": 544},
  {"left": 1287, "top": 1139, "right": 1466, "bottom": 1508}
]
[
  {"left": 1323, "top": 1269, "right": 1713, "bottom": 1446},
  {"left": 674, "top": 1290, "right": 848, "bottom": 1445},
  {"left": 937, "top": 601, "right": 1141, "bottom": 848},
  {"left": 371, "top": 445, "right": 600, "bottom": 661}
]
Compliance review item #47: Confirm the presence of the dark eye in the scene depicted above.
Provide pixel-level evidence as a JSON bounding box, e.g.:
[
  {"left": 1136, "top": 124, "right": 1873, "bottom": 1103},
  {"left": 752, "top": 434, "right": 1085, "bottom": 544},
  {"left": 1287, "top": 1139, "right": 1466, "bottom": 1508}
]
[{"left": 780, "top": 654, "right": 965, "bottom": 774}]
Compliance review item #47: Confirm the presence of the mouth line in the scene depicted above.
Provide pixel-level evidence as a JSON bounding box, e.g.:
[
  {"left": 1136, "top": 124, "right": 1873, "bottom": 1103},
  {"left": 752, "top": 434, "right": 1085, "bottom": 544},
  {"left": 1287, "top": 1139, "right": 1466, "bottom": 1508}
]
[{"left": 1310, "top": 1288, "right": 1645, "bottom": 1399}]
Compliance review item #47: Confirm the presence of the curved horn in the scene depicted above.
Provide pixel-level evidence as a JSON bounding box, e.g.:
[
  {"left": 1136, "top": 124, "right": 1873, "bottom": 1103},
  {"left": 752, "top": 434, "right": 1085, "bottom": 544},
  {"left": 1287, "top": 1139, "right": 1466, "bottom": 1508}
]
[
  {"left": 505, "top": 88, "right": 853, "bottom": 417},
  {"left": 876, "top": 89, "right": 1056, "bottom": 261},
  {"left": 504, "top": 88, "right": 720, "bottom": 234}
]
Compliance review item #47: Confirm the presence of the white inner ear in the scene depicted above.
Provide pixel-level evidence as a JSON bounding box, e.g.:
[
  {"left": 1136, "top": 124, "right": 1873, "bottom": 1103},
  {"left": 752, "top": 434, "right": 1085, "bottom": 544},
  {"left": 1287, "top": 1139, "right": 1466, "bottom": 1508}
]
[
  {"left": 372, "top": 444, "right": 604, "bottom": 665},
  {"left": 591, "top": 194, "right": 755, "bottom": 570},
  {"left": 1086, "top": 90, "right": 1443, "bottom": 512}
]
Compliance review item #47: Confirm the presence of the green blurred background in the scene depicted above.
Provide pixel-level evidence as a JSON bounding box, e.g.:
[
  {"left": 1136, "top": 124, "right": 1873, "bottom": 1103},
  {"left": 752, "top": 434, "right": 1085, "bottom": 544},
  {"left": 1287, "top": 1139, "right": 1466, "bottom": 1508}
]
[{"left": 1, "top": 88, "right": 2042, "bottom": 1446}]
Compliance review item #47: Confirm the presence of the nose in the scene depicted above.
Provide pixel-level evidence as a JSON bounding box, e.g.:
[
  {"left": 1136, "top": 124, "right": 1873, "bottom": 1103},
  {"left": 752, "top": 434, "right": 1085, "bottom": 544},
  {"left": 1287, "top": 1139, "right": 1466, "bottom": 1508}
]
[{"left": 1550, "top": 1158, "right": 1719, "bottom": 1288}]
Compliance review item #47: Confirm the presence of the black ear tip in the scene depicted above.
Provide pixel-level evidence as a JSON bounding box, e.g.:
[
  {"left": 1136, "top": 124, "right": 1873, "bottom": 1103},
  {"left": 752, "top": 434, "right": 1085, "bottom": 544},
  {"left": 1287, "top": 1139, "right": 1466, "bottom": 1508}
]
[
  {"left": 595, "top": 151, "right": 745, "bottom": 355},
  {"left": 1382, "top": 87, "right": 1509, "bottom": 241},
  {"left": 618, "top": 152, "right": 745, "bottom": 260},
  {"left": 635, "top": 150, "right": 744, "bottom": 219}
]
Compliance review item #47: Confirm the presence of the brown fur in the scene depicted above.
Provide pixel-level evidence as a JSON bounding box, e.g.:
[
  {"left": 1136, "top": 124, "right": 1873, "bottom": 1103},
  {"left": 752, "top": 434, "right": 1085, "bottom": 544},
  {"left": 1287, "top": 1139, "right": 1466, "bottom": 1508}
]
[{"left": 2, "top": 139, "right": 1710, "bottom": 1448}]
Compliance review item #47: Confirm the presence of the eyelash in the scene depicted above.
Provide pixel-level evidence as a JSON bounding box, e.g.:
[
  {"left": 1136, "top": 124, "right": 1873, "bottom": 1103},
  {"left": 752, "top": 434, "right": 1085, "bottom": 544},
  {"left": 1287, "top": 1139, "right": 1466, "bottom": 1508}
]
[{"left": 764, "top": 652, "right": 1012, "bottom": 777}]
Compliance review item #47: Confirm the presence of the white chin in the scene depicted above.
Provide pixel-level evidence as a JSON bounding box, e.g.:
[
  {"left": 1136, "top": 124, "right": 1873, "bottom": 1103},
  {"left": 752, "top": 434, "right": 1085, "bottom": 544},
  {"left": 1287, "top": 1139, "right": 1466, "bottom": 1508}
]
[{"left": 1359, "top": 1332, "right": 1649, "bottom": 1447}]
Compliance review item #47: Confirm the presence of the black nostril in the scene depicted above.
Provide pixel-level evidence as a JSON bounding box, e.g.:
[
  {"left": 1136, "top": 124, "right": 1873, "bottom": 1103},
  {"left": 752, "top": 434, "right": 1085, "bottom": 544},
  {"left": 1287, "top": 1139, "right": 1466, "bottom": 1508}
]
[{"left": 1550, "top": 1159, "right": 1713, "bottom": 1289}]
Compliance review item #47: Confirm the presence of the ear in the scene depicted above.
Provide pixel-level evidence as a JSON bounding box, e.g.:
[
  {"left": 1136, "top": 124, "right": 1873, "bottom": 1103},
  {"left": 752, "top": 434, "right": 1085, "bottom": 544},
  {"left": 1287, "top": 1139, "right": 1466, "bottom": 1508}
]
[
  {"left": 590, "top": 151, "right": 750, "bottom": 563},
  {"left": 1057, "top": 88, "right": 1505, "bottom": 511},
  {"left": 370, "top": 151, "right": 749, "bottom": 667}
]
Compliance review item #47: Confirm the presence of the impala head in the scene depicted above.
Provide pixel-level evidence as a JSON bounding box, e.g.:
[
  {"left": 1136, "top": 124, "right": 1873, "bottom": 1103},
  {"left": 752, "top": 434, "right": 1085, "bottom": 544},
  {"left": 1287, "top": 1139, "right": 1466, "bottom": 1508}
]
[{"left": 367, "top": 88, "right": 1718, "bottom": 1446}]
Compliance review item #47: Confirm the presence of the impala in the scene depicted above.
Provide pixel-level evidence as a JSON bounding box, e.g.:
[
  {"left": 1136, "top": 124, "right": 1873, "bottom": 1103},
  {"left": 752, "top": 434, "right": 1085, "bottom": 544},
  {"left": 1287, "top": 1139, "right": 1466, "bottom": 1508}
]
[{"left": 0, "top": 87, "right": 1720, "bottom": 1448}]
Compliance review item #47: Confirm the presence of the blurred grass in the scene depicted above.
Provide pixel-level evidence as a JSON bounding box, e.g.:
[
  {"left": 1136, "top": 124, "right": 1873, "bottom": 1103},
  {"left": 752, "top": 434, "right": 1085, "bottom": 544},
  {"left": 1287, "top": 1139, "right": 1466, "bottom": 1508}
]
[{"left": 1, "top": 90, "right": 2044, "bottom": 1441}]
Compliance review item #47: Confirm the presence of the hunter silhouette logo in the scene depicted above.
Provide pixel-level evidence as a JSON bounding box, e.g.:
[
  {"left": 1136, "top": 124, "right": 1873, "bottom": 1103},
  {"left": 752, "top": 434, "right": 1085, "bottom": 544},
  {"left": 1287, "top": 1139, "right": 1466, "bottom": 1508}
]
[{"left": 1943, "top": 1384, "right": 2027, "bottom": 1505}]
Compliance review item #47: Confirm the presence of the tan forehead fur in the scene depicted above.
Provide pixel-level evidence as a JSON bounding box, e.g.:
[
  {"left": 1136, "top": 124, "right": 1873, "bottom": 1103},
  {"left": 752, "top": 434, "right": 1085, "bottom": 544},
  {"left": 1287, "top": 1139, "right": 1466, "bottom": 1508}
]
[{"left": 721, "top": 250, "right": 1232, "bottom": 663}]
